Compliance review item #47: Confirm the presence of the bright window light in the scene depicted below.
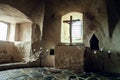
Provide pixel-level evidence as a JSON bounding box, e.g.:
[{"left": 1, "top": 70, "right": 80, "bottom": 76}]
[
  {"left": 61, "top": 12, "right": 83, "bottom": 44},
  {"left": 0, "top": 22, "right": 8, "bottom": 41},
  {"left": 72, "top": 21, "right": 82, "bottom": 42}
]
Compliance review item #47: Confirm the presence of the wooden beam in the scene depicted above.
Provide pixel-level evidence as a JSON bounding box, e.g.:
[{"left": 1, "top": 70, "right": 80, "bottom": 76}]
[
  {"left": 70, "top": 16, "right": 72, "bottom": 45},
  {"left": 63, "top": 16, "right": 80, "bottom": 45}
]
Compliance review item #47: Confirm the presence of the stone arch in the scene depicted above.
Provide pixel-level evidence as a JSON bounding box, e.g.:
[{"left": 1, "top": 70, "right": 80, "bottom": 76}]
[
  {"left": 0, "top": 4, "right": 32, "bottom": 23},
  {"left": 0, "top": 4, "right": 33, "bottom": 63}
]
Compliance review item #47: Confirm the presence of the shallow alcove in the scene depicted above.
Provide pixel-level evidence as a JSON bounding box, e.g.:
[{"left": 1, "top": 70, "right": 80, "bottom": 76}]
[
  {"left": 0, "top": 4, "right": 33, "bottom": 65},
  {"left": 0, "top": 4, "right": 32, "bottom": 41}
]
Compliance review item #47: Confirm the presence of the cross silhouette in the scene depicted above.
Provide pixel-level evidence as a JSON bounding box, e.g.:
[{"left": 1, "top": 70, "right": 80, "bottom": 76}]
[{"left": 63, "top": 16, "right": 80, "bottom": 45}]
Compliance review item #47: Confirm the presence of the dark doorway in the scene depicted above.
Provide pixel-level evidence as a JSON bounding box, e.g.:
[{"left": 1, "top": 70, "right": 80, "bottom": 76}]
[{"left": 90, "top": 34, "right": 99, "bottom": 50}]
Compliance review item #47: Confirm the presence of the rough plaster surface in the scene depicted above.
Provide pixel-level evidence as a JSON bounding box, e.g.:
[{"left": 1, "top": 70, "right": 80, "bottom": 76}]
[
  {"left": 14, "top": 41, "right": 31, "bottom": 63},
  {"left": 42, "top": 0, "right": 107, "bottom": 67},
  {"left": 42, "top": 0, "right": 120, "bottom": 73},
  {"left": 0, "top": 0, "right": 45, "bottom": 66},
  {"left": 55, "top": 46, "right": 85, "bottom": 73},
  {"left": 16, "top": 22, "right": 32, "bottom": 41},
  {"left": 0, "top": 4, "right": 31, "bottom": 23},
  {"left": 0, "top": 41, "right": 22, "bottom": 64}
]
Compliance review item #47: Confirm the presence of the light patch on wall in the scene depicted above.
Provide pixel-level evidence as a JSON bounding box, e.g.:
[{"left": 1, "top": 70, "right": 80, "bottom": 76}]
[
  {"left": 9, "top": 23, "right": 16, "bottom": 41},
  {"left": 0, "top": 22, "right": 8, "bottom": 41}
]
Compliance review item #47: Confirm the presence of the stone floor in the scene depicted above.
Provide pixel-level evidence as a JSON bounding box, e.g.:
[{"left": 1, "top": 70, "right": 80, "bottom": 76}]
[{"left": 0, "top": 67, "right": 119, "bottom": 80}]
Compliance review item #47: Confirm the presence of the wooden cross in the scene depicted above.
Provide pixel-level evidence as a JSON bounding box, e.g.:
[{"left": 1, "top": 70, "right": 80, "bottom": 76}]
[{"left": 63, "top": 16, "right": 80, "bottom": 45}]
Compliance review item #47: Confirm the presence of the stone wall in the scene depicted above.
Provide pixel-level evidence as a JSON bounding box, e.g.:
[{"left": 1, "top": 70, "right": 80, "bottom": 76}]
[
  {"left": 15, "top": 22, "right": 32, "bottom": 41},
  {"left": 0, "top": 40, "right": 38, "bottom": 66},
  {"left": 41, "top": 0, "right": 107, "bottom": 67},
  {"left": 14, "top": 41, "right": 31, "bottom": 63},
  {"left": 0, "top": 0, "right": 45, "bottom": 67},
  {"left": 0, "top": 41, "right": 22, "bottom": 64},
  {"left": 42, "top": 0, "right": 120, "bottom": 73},
  {"left": 55, "top": 46, "right": 85, "bottom": 73}
]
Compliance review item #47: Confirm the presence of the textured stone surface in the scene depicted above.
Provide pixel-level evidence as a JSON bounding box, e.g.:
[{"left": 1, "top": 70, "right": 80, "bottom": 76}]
[
  {"left": 0, "top": 67, "right": 119, "bottom": 80},
  {"left": 0, "top": 0, "right": 44, "bottom": 67},
  {"left": 55, "top": 46, "right": 85, "bottom": 73},
  {"left": 42, "top": 0, "right": 120, "bottom": 73},
  {"left": 0, "top": 4, "right": 31, "bottom": 23},
  {"left": 0, "top": 41, "right": 22, "bottom": 64},
  {"left": 15, "top": 22, "right": 32, "bottom": 41},
  {"left": 14, "top": 41, "right": 32, "bottom": 63},
  {"left": 41, "top": 0, "right": 107, "bottom": 67}
]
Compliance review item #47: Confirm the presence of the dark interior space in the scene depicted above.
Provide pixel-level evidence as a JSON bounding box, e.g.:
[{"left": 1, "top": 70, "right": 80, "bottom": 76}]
[
  {"left": 106, "top": 0, "right": 120, "bottom": 38},
  {"left": 90, "top": 34, "right": 99, "bottom": 50}
]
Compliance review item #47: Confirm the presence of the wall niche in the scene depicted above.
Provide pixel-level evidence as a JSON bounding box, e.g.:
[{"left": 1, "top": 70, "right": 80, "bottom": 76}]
[{"left": 90, "top": 34, "right": 99, "bottom": 50}]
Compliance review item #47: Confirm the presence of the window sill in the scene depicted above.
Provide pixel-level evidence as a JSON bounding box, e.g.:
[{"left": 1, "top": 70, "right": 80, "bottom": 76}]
[{"left": 57, "top": 43, "right": 85, "bottom": 46}]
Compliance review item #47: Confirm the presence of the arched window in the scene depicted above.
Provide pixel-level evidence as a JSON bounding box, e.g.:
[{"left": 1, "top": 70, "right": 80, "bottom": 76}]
[
  {"left": 0, "top": 22, "right": 8, "bottom": 41},
  {"left": 61, "top": 12, "right": 83, "bottom": 44}
]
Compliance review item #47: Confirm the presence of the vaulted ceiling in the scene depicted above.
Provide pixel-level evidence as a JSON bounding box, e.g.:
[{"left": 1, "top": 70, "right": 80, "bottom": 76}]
[
  {"left": 0, "top": 0, "right": 119, "bottom": 29},
  {"left": 0, "top": 4, "right": 31, "bottom": 23}
]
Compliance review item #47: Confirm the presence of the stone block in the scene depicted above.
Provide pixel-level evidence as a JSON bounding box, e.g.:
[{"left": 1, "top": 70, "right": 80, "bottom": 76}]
[{"left": 55, "top": 46, "right": 85, "bottom": 73}]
